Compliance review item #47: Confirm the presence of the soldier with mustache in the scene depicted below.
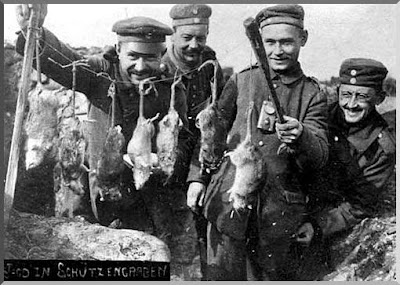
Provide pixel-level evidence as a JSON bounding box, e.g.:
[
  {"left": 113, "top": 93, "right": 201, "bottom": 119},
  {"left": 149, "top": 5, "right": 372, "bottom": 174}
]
[{"left": 160, "top": 4, "right": 225, "bottom": 280}]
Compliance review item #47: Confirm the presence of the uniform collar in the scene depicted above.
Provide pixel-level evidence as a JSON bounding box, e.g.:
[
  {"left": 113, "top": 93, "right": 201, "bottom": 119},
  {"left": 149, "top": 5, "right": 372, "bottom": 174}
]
[
  {"left": 330, "top": 104, "right": 387, "bottom": 154},
  {"left": 270, "top": 62, "right": 304, "bottom": 85}
]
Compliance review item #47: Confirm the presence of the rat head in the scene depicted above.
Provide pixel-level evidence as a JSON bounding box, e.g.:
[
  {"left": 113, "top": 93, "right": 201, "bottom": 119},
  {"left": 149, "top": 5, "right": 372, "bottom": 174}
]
[{"left": 196, "top": 107, "right": 228, "bottom": 172}]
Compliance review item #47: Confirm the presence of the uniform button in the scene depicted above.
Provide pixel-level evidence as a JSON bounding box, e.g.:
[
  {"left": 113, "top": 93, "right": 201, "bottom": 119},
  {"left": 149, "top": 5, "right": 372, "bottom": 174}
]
[
  {"left": 258, "top": 141, "right": 264, "bottom": 147},
  {"left": 334, "top": 136, "right": 339, "bottom": 142},
  {"left": 273, "top": 83, "right": 278, "bottom": 89},
  {"left": 188, "top": 116, "right": 193, "bottom": 120},
  {"left": 378, "top": 133, "right": 383, "bottom": 139}
]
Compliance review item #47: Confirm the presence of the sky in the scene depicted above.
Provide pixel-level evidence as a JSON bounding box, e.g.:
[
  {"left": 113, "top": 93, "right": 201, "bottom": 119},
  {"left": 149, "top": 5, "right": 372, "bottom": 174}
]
[{"left": 3, "top": 4, "right": 398, "bottom": 81}]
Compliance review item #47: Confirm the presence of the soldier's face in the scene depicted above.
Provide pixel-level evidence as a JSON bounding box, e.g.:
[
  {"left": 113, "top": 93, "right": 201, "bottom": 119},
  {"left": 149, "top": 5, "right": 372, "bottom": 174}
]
[
  {"left": 261, "top": 24, "right": 307, "bottom": 73},
  {"left": 117, "top": 42, "right": 162, "bottom": 85},
  {"left": 339, "top": 84, "right": 378, "bottom": 124},
  {"left": 172, "top": 25, "right": 208, "bottom": 68}
]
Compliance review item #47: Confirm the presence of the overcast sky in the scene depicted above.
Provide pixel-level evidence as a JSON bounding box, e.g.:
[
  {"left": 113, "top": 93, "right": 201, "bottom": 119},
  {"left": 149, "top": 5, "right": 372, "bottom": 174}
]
[{"left": 3, "top": 4, "right": 398, "bottom": 81}]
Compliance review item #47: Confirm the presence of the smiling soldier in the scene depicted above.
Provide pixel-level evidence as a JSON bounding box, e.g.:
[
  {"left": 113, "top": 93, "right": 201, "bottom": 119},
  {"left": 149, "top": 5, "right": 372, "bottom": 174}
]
[
  {"left": 15, "top": 4, "right": 189, "bottom": 238},
  {"left": 189, "top": 4, "right": 329, "bottom": 281},
  {"left": 160, "top": 4, "right": 225, "bottom": 280},
  {"left": 298, "top": 58, "right": 396, "bottom": 244}
]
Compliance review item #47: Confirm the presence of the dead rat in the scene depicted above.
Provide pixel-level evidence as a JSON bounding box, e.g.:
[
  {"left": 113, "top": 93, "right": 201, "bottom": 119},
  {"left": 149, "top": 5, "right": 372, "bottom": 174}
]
[
  {"left": 127, "top": 78, "right": 159, "bottom": 190},
  {"left": 227, "top": 101, "right": 263, "bottom": 212},
  {"left": 156, "top": 75, "right": 183, "bottom": 180},
  {"left": 195, "top": 59, "right": 229, "bottom": 174}
]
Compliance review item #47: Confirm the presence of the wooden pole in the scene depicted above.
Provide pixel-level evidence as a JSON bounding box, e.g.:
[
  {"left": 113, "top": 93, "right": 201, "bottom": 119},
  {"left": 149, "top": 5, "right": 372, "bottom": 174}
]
[{"left": 4, "top": 5, "right": 41, "bottom": 228}]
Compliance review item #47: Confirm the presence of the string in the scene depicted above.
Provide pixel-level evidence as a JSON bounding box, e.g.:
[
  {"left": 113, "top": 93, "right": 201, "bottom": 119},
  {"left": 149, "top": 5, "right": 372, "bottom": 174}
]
[{"left": 31, "top": 29, "right": 247, "bottom": 87}]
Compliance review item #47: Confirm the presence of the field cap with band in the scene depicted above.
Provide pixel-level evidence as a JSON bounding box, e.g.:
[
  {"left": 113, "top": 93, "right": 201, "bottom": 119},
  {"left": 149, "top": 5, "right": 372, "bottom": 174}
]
[
  {"left": 339, "top": 58, "right": 388, "bottom": 92},
  {"left": 170, "top": 4, "right": 212, "bottom": 27},
  {"left": 112, "top": 16, "right": 173, "bottom": 54},
  {"left": 256, "top": 4, "right": 305, "bottom": 29}
]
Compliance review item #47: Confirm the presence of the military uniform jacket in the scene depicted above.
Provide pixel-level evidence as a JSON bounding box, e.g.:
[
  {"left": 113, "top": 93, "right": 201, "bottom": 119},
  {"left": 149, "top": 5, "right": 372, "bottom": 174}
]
[
  {"left": 16, "top": 28, "right": 188, "bottom": 171},
  {"left": 161, "top": 46, "right": 225, "bottom": 184},
  {"left": 310, "top": 103, "right": 396, "bottom": 238},
  {"left": 203, "top": 63, "right": 329, "bottom": 240}
]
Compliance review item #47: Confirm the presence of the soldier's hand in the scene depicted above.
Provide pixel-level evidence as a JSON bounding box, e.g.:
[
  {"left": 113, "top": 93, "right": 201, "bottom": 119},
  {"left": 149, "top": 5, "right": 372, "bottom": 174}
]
[
  {"left": 275, "top": 115, "right": 303, "bottom": 144},
  {"left": 16, "top": 4, "right": 47, "bottom": 31},
  {"left": 187, "top": 182, "right": 206, "bottom": 214},
  {"left": 295, "top": 222, "right": 314, "bottom": 247}
]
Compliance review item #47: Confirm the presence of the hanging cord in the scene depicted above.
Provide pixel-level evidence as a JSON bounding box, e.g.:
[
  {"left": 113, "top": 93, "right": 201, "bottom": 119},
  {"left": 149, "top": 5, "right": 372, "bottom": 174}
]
[
  {"left": 33, "top": 29, "right": 246, "bottom": 88},
  {"left": 49, "top": 58, "right": 90, "bottom": 117},
  {"left": 108, "top": 79, "right": 117, "bottom": 127},
  {"left": 44, "top": 36, "right": 198, "bottom": 86},
  {"left": 170, "top": 69, "right": 182, "bottom": 110},
  {"left": 35, "top": 31, "right": 42, "bottom": 89}
]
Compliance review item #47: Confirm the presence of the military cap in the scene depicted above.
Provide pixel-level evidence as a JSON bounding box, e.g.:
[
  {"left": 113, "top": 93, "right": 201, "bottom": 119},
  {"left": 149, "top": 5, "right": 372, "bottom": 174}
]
[
  {"left": 169, "top": 4, "right": 212, "bottom": 27},
  {"left": 339, "top": 58, "right": 388, "bottom": 91},
  {"left": 112, "top": 16, "right": 173, "bottom": 54},
  {"left": 256, "top": 4, "right": 305, "bottom": 29}
]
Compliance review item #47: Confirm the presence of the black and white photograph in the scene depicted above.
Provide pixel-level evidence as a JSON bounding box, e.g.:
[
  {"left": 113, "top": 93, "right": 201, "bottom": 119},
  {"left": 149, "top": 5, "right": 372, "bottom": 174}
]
[{"left": 3, "top": 3, "right": 397, "bottom": 281}]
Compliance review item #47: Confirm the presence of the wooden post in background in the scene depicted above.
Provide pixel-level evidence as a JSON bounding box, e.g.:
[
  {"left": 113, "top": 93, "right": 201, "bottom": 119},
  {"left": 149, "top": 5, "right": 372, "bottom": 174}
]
[{"left": 4, "top": 5, "right": 41, "bottom": 228}]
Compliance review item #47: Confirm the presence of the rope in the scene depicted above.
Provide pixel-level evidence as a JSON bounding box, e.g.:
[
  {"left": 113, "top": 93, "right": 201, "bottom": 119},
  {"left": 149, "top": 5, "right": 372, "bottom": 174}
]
[{"left": 31, "top": 28, "right": 250, "bottom": 87}]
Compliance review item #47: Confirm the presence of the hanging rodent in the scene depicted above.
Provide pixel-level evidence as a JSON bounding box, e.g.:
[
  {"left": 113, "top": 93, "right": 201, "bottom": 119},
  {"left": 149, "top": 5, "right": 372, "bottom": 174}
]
[
  {"left": 96, "top": 125, "right": 125, "bottom": 201},
  {"left": 127, "top": 78, "right": 159, "bottom": 190},
  {"left": 54, "top": 98, "right": 89, "bottom": 218},
  {"left": 226, "top": 101, "right": 263, "bottom": 211},
  {"left": 195, "top": 60, "right": 228, "bottom": 174},
  {"left": 156, "top": 74, "right": 183, "bottom": 180},
  {"left": 91, "top": 82, "right": 125, "bottom": 210},
  {"left": 52, "top": 60, "right": 89, "bottom": 218}
]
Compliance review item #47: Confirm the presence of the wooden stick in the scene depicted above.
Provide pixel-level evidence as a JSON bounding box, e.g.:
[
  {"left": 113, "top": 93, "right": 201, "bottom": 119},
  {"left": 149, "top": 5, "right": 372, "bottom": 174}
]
[{"left": 4, "top": 5, "right": 41, "bottom": 228}]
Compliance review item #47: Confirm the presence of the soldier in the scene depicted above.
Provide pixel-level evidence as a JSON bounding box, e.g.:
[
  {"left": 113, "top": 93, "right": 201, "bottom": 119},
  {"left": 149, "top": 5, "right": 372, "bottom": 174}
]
[
  {"left": 296, "top": 58, "right": 396, "bottom": 250},
  {"left": 15, "top": 4, "right": 188, "bottom": 238},
  {"left": 189, "top": 4, "right": 329, "bottom": 280},
  {"left": 161, "top": 4, "right": 225, "bottom": 280}
]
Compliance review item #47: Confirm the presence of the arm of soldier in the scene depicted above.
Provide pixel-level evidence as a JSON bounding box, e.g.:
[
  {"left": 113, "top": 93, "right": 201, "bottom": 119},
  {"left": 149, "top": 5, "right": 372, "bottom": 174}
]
[
  {"left": 344, "top": 144, "right": 396, "bottom": 216},
  {"left": 309, "top": 150, "right": 395, "bottom": 240},
  {"left": 361, "top": 139, "right": 396, "bottom": 190},
  {"left": 15, "top": 5, "right": 104, "bottom": 97},
  {"left": 312, "top": 201, "right": 367, "bottom": 238},
  {"left": 292, "top": 89, "right": 329, "bottom": 170}
]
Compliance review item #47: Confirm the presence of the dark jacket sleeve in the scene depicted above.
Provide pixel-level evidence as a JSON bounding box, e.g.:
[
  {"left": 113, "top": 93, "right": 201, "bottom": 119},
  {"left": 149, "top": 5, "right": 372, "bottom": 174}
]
[
  {"left": 16, "top": 27, "right": 108, "bottom": 99},
  {"left": 315, "top": 140, "right": 395, "bottom": 238},
  {"left": 295, "top": 86, "right": 329, "bottom": 171}
]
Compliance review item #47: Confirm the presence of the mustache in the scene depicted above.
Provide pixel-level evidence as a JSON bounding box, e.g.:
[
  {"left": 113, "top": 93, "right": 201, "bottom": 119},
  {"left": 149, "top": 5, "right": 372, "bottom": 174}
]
[
  {"left": 344, "top": 106, "right": 363, "bottom": 111},
  {"left": 128, "top": 68, "right": 152, "bottom": 76},
  {"left": 183, "top": 48, "right": 203, "bottom": 55}
]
